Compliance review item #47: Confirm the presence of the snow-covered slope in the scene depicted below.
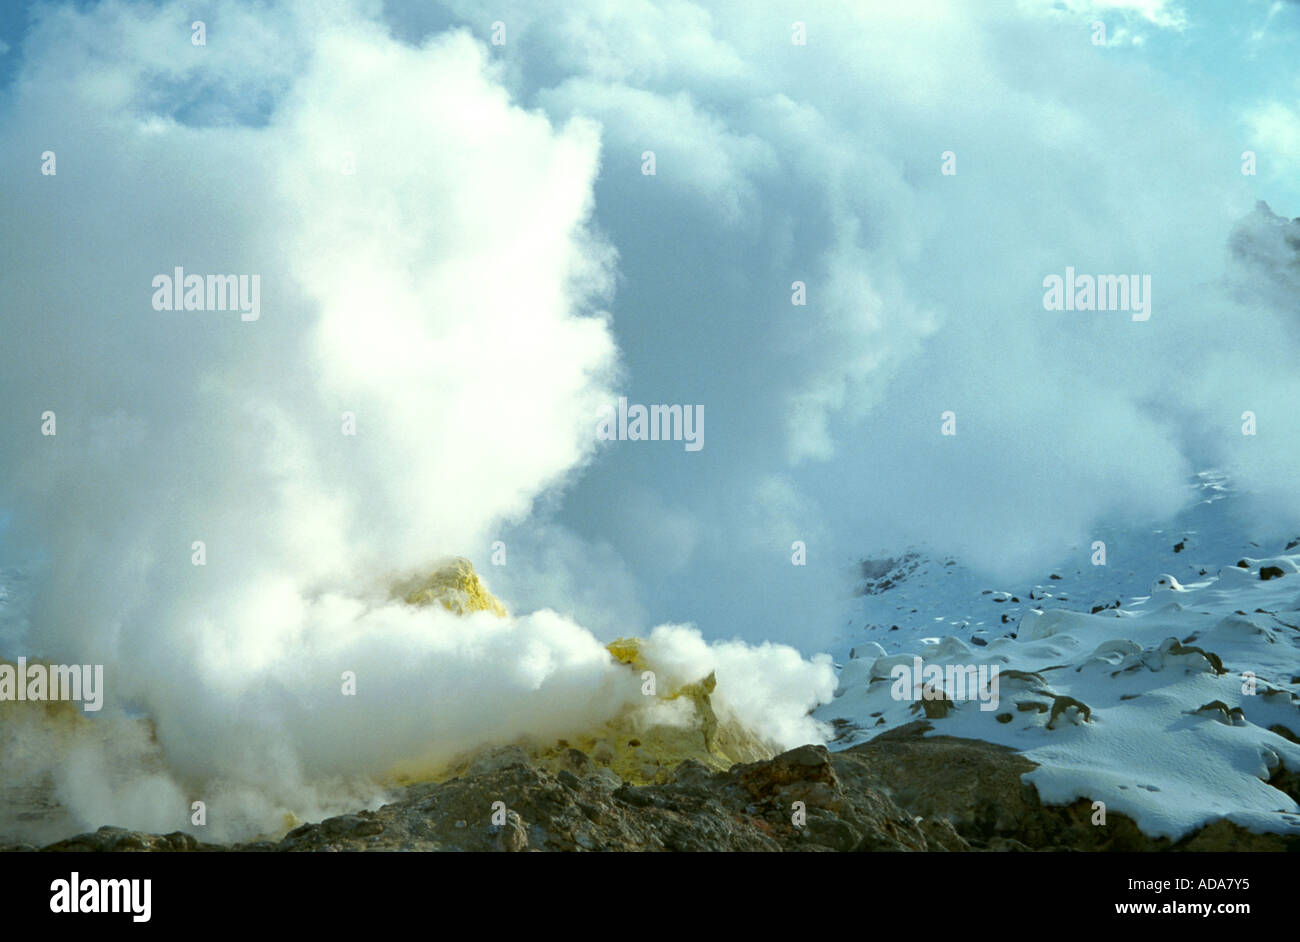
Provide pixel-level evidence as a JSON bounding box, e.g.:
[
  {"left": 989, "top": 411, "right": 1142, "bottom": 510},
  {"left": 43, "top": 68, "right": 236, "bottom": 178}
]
[
  {"left": 821, "top": 473, "right": 1300, "bottom": 840},
  {"left": 841, "top": 471, "right": 1279, "bottom": 658}
]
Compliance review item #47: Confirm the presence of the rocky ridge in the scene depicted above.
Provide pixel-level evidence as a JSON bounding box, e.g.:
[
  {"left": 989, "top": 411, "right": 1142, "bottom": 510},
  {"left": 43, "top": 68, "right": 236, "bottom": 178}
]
[{"left": 11, "top": 722, "right": 1294, "bottom": 852}]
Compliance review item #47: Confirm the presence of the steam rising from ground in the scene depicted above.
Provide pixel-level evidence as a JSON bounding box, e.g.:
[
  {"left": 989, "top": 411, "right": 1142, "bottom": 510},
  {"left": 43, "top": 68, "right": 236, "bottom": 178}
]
[
  {"left": 0, "top": 1, "right": 834, "bottom": 841},
  {"left": 4, "top": 0, "right": 1298, "bottom": 841}
]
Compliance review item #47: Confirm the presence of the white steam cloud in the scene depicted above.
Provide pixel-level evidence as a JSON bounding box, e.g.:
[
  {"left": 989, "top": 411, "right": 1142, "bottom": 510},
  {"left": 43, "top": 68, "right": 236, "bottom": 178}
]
[
  {"left": 0, "top": 0, "right": 834, "bottom": 842},
  {"left": 5, "top": 0, "right": 1298, "bottom": 842}
]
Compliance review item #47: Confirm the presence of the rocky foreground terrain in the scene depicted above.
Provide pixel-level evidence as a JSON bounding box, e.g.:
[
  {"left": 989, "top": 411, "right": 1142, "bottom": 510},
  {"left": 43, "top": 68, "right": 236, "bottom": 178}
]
[{"left": 9, "top": 721, "right": 1296, "bottom": 852}]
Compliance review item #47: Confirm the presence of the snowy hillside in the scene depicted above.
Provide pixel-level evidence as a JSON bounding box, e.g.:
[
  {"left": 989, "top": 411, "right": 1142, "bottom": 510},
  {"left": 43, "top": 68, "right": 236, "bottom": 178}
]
[
  {"left": 820, "top": 471, "right": 1300, "bottom": 840},
  {"left": 839, "top": 471, "right": 1279, "bottom": 657}
]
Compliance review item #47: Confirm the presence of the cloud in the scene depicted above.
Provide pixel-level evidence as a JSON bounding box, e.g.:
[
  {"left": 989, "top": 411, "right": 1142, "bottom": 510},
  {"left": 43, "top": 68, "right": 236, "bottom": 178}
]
[
  {"left": 1244, "top": 99, "right": 1300, "bottom": 172},
  {"left": 0, "top": 0, "right": 851, "bottom": 842},
  {"left": 1018, "top": 0, "right": 1189, "bottom": 31},
  {"left": 641, "top": 623, "right": 835, "bottom": 748},
  {"left": 0, "top": 0, "right": 620, "bottom": 631},
  {"left": 3, "top": 0, "right": 1300, "bottom": 839},
  {"left": 0, "top": 0, "right": 835, "bottom": 841},
  {"left": 417, "top": 0, "right": 1300, "bottom": 646},
  {"left": 478, "top": 522, "right": 651, "bottom": 640}
]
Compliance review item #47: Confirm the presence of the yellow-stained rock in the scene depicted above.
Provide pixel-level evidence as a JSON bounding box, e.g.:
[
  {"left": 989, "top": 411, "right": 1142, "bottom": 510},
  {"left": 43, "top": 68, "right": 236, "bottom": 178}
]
[
  {"left": 394, "top": 557, "right": 507, "bottom": 617},
  {"left": 606, "top": 636, "right": 644, "bottom": 667},
  {"left": 383, "top": 615, "right": 774, "bottom": 786}
]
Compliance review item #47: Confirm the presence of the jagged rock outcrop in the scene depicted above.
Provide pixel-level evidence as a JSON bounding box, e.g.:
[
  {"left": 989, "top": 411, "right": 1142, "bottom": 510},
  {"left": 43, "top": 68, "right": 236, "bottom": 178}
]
[
  {"left": 12, "top": 727, "right": 1295, "bottom": 851},
  {"left": 392, "top": 557, "right": 509, "bottom": 617}
]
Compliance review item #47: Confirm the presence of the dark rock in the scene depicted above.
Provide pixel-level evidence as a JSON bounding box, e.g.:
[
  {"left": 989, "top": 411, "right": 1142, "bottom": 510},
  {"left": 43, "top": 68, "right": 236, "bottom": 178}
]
[
  {"left": 1269, "top": 724, "right": 1300, "bottom": 745},
  {"left": 1046, "top": 695, "right": 1092, "bottom": 729},
  {"left": 37, "top": 827, "right": 211, "bottom": 853},
  {"left": 495, "top": 811, "right": 528, "bottom": 852},
  {"left": 15, "top": 728, "right": 1298, "bottom": 853}
]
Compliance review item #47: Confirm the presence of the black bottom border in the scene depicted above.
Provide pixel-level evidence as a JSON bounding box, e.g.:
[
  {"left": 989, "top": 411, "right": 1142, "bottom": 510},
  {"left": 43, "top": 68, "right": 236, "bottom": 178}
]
[{"left": 2, "top": 850, "right": 1284, "bottom": 928}]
